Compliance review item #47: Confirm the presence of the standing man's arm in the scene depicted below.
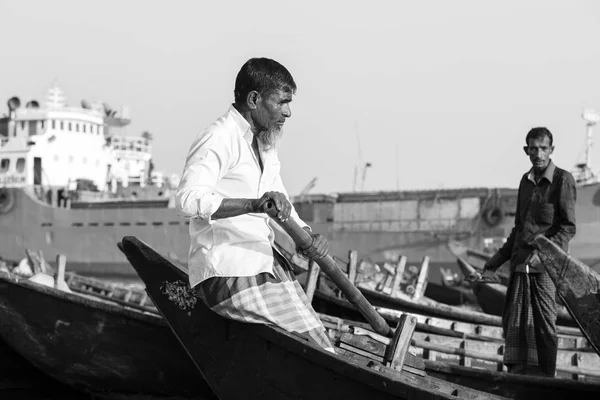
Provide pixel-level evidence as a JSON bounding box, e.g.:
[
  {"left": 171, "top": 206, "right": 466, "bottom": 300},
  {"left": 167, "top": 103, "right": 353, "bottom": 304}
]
[
  {"left": 484, "top": 178, "right": 524, "bottom": 272},
  {"left": 546, "top": 172, "right": 577, "bottom": 248}
]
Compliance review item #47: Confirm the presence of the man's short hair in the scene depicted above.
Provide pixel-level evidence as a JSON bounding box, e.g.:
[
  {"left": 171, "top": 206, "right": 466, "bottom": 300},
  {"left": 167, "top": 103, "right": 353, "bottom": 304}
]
[
  {"left": 234, "top": 58, "right": 296, "bottom": 104},
  {"left": 526, "top": 127, "right": 553, "bottom": 146}
]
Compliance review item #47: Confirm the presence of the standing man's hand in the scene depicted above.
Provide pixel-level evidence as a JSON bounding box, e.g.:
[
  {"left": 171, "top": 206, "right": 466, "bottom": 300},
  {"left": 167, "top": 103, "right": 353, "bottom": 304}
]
[
  {"left": 300, "top": 229, "right": 330, "bottom": 260},
  {"left": 466, "top": 267, "right": 498, "bottom": 282},
  {"left": 252, "top": 191, "right": 291, "bottom": 222},
  {"left": 525, "top": 250, "right": 542, "bottom": 268}
]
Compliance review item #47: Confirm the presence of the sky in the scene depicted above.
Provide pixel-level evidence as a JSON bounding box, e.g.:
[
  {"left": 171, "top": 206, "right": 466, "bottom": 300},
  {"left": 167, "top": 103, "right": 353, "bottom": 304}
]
[{"left": 1, "top": 0, "right": 600, "bottom": 195}]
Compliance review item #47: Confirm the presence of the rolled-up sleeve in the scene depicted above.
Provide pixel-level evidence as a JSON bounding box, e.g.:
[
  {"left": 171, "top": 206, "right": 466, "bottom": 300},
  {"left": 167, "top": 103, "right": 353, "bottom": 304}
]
[{"left": 176, "top": 130, "right": 231, "bottom": 221}]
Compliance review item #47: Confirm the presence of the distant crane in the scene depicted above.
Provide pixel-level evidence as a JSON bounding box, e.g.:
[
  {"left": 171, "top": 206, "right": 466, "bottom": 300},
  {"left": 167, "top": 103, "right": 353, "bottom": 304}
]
[
  {"left": 296, "top": 177, "right": 318, "bottom": 201},
  {"left": 352, "top": 121, "right": 372, "bottom": 192}
]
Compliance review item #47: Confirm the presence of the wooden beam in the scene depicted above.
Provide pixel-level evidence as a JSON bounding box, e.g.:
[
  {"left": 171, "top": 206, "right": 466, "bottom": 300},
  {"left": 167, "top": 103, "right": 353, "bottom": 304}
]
[
  {"left": 347, "top": 250, "right": 358, "bottom": 285},
  {"left": 384, "top": 314, "right": 417, "bottom": 371},
  {"left": 412, "top": 256, "right": 429, "bottom": 301},
  {"left": 390, "top": 255, "right": 407, "bottom": 297},
  {"left": 459, "top": 340, "right": 471, "bottom": 367},
  {"left": 37, "top": 250, "right": 50, "bottom": 274},
  {"left": 25, "top": 249, "right": 43, "bottom": 275},
  {"left": 305, "top": 260, "right": 321, "bottom": 302},
  {"left": 54, "top": 254, "right": 71, "bottom": 293}
]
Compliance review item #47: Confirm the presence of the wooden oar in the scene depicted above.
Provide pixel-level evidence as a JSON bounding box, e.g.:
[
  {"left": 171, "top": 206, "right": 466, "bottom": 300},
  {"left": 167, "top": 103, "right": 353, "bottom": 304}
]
[{"left": 266, "top": 203, "right": 392, "bottom": 337}]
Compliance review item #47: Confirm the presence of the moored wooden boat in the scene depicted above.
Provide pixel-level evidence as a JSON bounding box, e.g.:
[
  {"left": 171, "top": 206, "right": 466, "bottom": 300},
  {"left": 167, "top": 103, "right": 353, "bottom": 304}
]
[
  {"left": 120, "top": 236, "right": 600, "bottom": 399},
  {"left": 313, "top": 289, "right": 600, "bottom": 377},
  {"left": 533, "top": 235, "right": 600, "bottom": 356},
  {"left": 325, "top": 318, "right": 600, "bottom": 398},
  {"left": 0, "top": 270, "right": 215, "bottom": 399},
  {"left": 446, "top": 241, "right": 575, "bottom": 325},
  {"left": 120, "top": 235, "right": 508, "bottom": 400}
]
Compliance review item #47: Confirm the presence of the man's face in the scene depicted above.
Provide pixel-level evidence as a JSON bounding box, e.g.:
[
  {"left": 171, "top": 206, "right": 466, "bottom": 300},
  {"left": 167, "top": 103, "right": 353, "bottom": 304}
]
[
  {"left": 524, "top": 136, "right": 554, "bottom": 171},
  {"left": 252, "top": 89, "right": 292, "bottom": 148}
]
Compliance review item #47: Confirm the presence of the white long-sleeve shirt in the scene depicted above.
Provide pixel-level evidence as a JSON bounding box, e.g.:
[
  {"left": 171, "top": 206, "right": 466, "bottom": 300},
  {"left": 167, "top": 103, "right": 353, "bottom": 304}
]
[{"left": 176, "top": 105, "right": 307, "bottom": 288}]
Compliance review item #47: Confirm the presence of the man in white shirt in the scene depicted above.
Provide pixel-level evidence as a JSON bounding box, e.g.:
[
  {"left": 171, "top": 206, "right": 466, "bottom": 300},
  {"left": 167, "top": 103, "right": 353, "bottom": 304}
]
[{"left": 176, "top": 58, "right": 334, "bottom": 352}]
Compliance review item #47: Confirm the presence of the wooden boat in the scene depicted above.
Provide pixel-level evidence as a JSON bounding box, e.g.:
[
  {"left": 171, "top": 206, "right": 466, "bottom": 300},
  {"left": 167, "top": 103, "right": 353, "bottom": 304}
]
[
  {"left": 119, "top": 236, "right": 600, "bottom": 399},
  {"left": 0, "top": 337, "right": 87, "bottom": 399},
  {"left": 274, "top": 220, "right": 476, "bottom": 307},
  {"left": 0, "top": 269, "right": 216, "bottom": 399},
  {"left": 324, "top": 317, "right": 600, "bottom": 399},
  {"left": 313, "top": 289, "right": 600, "bottom": 377},
  {"left": 119, "top": 235, "right": 513, "bottom": 400},
  {"left": 445, "top": 241, "right": 575, "bottom": 325},
  {"left": 533, "top": 235, "right": 600, "bottom": 356}
]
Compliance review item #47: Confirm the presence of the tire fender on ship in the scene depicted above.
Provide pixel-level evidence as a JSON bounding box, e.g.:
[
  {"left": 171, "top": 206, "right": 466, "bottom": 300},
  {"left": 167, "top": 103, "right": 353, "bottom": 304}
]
[
  {"left": 0, "top": 187, "right": 15, "bottom": 214},
  {"left": 483, "top": 206, "right": 504, "bottom": 227}
]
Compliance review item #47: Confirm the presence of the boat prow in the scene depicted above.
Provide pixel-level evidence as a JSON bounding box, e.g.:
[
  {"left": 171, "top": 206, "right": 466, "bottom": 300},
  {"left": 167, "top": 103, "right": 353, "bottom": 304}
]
[{"left": 532, "top": 235, "right": 600, "bottom": 356}]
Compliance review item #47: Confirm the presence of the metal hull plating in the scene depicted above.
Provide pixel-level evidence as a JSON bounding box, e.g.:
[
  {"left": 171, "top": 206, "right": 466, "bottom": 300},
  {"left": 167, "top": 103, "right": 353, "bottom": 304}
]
[{"left": 2, "top": 182, "right": 600, "bottom": 282}]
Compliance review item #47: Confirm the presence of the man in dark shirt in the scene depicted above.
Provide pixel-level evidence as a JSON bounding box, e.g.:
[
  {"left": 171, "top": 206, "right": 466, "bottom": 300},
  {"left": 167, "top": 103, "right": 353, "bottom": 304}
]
[{"left": 474, "top": 127, "right": 577, "bottom": 376}]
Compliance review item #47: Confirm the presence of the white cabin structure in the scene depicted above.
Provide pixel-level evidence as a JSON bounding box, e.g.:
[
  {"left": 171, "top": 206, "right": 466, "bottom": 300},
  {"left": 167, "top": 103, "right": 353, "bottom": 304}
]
[{"left": 0, "top": 84, "right": 166, "bottom": 197}]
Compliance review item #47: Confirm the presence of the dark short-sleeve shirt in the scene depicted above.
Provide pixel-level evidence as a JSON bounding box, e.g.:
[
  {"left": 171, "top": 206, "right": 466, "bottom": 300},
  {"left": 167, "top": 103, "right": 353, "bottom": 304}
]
[{"left": 486, "top": 161, "right": 577, "bottom": 273}]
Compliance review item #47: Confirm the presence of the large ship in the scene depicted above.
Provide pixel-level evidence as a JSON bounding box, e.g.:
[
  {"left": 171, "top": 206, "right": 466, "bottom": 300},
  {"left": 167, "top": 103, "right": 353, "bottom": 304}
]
[
  {"left": 292, "top": 108, "right": 600, "bottom": 284},
  {"left": 0, "top": 84, "right": 186, "bottom": 278},
  {"left": 1, "top": 85, "right": 599, "bottom": 285}
]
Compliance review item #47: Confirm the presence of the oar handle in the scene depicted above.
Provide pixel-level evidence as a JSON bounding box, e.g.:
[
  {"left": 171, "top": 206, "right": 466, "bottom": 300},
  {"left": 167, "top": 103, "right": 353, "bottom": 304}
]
[{"left": 266, "top": 203, "right": 392, "bottom": 337}]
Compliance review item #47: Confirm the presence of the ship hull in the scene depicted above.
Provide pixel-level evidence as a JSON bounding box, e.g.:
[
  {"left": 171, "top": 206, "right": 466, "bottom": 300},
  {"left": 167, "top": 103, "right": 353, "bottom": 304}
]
[
  {"left": 3, "top": 182, "right": 600, "bottom": 283},
  {"left": 0, "top": 188, "right": 189, "bottom": 279}
]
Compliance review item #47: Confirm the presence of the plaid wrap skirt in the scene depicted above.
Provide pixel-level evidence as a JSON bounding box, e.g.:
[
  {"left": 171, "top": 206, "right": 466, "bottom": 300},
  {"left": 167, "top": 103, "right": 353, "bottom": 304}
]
[
  {"left": 195, "top": 251, "right": 334, "bottom": 353},
  {"left": 502, "top": 271, "right": 558, "bottom": 376}
]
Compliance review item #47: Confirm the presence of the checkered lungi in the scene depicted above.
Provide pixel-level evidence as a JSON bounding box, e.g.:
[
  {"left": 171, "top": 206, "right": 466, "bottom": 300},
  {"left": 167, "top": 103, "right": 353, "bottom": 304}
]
[
  {"left": 194, "top": 251, "right": 335, "bottom": 353},
  {"left": 502, "top": 271, "right": 558, "bottom": 376}
]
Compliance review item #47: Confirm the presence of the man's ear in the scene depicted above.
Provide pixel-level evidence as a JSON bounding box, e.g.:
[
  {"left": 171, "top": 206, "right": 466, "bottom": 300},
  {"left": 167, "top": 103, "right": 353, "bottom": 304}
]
[
  {"left": 246, "top": 91, "right": 260, "bottom": 110},
  {"left": 549, "top": 145, "right": 555, "bottom": 154},
  {"left": 523, "top": 146, "right": 529, "bottom": 155}
]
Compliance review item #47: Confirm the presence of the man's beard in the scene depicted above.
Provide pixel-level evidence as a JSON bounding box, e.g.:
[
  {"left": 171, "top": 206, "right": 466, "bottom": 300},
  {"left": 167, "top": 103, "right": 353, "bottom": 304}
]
[{"left": 257, "top": 125, "right": 283, "bottom": 150}]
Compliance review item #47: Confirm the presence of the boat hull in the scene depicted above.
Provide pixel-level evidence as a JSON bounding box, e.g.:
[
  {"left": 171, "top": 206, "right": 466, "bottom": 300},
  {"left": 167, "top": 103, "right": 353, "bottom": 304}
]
[
  {"left": 119, "top": 236, "right": 501, "bottom": 400},
  {"left": 0, "top": 271, "right": 213, "bottom": 399}
]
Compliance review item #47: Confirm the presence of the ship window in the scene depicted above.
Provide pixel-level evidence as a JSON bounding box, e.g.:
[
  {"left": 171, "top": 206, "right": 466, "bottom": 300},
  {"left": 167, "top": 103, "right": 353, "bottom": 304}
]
[
  {"left": 75, "top": 123, "right": 79, "bottom": 132},
  {"left": 51, "top": 120, "right": 56, "bottom": 129},
  {"left": 0, "top": 158, "right": 9, "bottom": 173},
  {"left": 16, "top": 158, "right": 25, "bottom": 173},
  {"left": 90, "top": 125, "right": 95, "bottom": 134},
  {"left": 41, "top": 121, "right": 45, "bottom": 130},
  {"left": 60, "top": 121, "right": 64, "bottom": 130},
  {"left": 68, "top": 122, "right": 72, "bottom": 131},
  {"left": 29, "top": 120, "right": 37, "bottom": 136},
  {"left": 82, "top": 124, "right": 86, "bottom": 133},
  {"left": 20, "top": 121, "right": 25, "bottom": 130}
]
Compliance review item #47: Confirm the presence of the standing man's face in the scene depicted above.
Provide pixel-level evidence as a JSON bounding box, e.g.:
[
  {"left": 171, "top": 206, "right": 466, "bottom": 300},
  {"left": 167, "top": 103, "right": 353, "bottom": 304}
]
[{"left": 524, "top": 136, "right": 554, "bottom": 172}]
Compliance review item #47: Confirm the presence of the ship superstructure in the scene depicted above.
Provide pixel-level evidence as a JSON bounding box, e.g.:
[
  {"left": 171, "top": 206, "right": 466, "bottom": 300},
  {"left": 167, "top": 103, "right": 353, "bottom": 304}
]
[{"left": 0, "top": 84, "right": 167, "bottom": 200}]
